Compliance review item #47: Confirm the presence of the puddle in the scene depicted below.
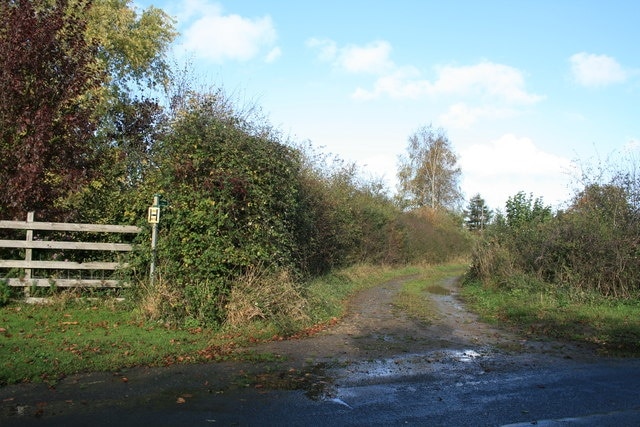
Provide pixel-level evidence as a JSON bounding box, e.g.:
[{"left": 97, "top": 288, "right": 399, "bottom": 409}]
[
  {"left": 327, "top": 397, "right": 353, "bottom": 409},
  {"left": 328, "top": 348, "right": 492, "bottom": 388},
  {"left": 435, "top": 294, "right": 465, "bottom": 312},
  {"left": 426, "top": 285, "right": 451, "bottom": 295},
  {"left": 451, "top": 349, "right": 482, "bottom": 362}
]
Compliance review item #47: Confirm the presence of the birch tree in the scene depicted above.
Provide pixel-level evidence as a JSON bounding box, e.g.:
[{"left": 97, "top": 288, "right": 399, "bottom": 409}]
[{"left": 397, "top": 125, "right": 462, "bottom": 210}]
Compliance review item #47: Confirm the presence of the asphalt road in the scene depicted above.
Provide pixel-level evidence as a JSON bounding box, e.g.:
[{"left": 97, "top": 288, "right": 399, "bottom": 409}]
[{"left": 2, "top": 348, "right": 640, "bottom": 426}]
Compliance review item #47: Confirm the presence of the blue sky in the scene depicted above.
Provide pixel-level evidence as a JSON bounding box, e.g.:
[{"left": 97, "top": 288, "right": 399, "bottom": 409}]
[{"left": 136, "top": 0, "right": 640, "bottom": 210}]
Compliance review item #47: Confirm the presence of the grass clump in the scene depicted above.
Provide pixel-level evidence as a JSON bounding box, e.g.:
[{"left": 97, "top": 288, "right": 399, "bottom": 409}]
[{"left": 224, "top": 267, "right": 309, "bottom": 336}]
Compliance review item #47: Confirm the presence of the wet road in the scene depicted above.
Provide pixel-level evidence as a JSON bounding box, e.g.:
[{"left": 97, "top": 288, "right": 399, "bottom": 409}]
[{"left": 3, "top": 348, "right": 640, "bottom": 426}]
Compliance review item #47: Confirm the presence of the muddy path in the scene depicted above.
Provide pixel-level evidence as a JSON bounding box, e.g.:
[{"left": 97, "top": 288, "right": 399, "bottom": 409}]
[{"left": 251, "top": 273, "right": 594, "bottom": 368}]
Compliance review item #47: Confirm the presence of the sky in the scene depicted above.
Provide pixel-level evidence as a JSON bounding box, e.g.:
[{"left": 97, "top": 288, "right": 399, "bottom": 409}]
[{"left": 135, "top": 0, "right": 640, "bottom": 210}]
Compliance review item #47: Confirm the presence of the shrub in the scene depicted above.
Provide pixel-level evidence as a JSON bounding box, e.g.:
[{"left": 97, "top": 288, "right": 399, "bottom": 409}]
[
  {"left": 469, "top": 184, "right": 640, "bottom": 298},
  {"left": 398, "top": 207, "right": 471, "bottom": 264},
  {"left": 138, "top": 92, "right": 303, "bottom": 325}
]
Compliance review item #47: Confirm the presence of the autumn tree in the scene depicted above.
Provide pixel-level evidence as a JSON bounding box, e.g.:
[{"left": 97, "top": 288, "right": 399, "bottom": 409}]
[
  {"left": 0, "top": 0, "right": 176, "bottom": 221},
  {"left": 464, "top": 194, "right": 492, "bottom": 231},
  {"left": 397, "top": 125, "right": 462, "bottom": 210},
  {"left": 71, "top": 0, "right": 176, "bottom": 223},
  {"left": 85, "top": 0, "right": 176, "bottom": 97},
  {"left": 0, "top": 0, "right": 104, "bottom": 220}
]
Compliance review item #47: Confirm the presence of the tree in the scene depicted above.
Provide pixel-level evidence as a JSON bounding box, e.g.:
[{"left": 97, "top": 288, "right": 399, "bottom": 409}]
[
  {"left": 505, "top": 191, "right": 552, "bottom": 228},
  {"left": 0, "top": 0, "right": 104, "bottom": 220},
  {"left": 396, "top": 125, "right": 462, "bottom": 210},
  {"left": 0, "top": 0, "right": 176, "bottom": 221},
  {"left": 465, "top": 194, "right": 492, "bottom": 231},
  {"left": 84, "top": 0, "right": 176, "bottom": 99}
]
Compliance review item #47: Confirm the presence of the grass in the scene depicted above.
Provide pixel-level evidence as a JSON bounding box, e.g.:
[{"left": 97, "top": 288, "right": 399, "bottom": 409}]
[
  {"left": 0, "top": 264, "right": 423, "bottom": 386},
  {"left": 461, "top": 277, "right": 640, "bottom": 356},
  {"left": 0, "top": 298, "right": 249, "bottom": 386},
  {"left": 393, "top": 263, "right": 468, "bottom": 323}
]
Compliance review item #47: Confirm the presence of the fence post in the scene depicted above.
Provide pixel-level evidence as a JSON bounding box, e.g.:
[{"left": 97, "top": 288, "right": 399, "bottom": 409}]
[{"left": 24, "top": 211, "right": 34, "bottom": 297}]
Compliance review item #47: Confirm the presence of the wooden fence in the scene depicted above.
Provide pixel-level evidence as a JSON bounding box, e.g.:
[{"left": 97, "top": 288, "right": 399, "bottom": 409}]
[{"left": 0, "top": 212, "right": 141, "bottom": 293}]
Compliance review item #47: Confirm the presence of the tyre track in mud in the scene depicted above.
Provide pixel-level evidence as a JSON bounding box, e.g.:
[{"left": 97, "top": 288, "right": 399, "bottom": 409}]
[{"left": 251, "top": 272, "right": 593, "bottom": 368}]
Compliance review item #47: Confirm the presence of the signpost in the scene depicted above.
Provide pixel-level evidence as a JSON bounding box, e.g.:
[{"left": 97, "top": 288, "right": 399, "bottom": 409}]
[{"left": 148, "top": 194, "right": 167, "bottom": 286}]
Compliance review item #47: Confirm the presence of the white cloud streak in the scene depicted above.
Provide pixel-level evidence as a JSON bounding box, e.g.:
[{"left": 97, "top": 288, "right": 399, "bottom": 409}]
[
  {"left": 351, "top": 61, "right": 544, "bottom": 105},
  {"left": 307, "top": 39, "right": 394, "bottom": 74},
  {"left": 570, "top": 52, "right": 627, "bottom": 87},
  {"left": 308, "top": 38, "right": 544, "bottom": 128}
]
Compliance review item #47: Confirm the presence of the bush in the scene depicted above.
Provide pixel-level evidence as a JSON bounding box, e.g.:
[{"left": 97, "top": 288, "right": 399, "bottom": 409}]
[
  {"left": 469, "top": 184, "right": 640, "bottom": 298},
  {"left": 138, "top": 92, "right": 303, "bottom": 325},
  {"left": 398, "top": 207, "right": 471, "bottom": 264}
]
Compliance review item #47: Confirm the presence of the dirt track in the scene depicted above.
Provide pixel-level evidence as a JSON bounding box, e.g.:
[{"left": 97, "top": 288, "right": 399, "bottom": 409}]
[{"left": 251, "top": 273, "right": 594, "bottom": 367}]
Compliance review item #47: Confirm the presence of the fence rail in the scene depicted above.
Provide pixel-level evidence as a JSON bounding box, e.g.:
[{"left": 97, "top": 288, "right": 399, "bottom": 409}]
[{"left": 0, "top": 212, "right": 141, "bottom": 292}]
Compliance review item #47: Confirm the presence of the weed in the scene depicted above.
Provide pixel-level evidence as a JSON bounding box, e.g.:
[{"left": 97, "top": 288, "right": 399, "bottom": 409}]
[
  {"left": 225, "top": 267, "right": 308, "bottom": 334},
  {"left": 0, "top": 280, "right": 10, "bottom": 306}
]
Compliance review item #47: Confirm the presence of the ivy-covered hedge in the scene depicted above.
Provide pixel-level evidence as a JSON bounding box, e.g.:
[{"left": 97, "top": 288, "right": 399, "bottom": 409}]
[{"left": 140, "top": 94, "right": 302, "bottom": 324}]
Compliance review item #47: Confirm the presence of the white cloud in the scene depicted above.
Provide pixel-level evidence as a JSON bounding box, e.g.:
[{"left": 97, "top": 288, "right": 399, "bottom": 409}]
[
  {"left": 339, "top": 41, "right": 394, "bottom": 74},
  {"left": 307, "top": 39, "right": 394, "bottom": 74},
  {"left": 459, "top": 134, "right": 573, "bottom": 208},
  {"left": 430, "top": 63, "right": 543, "bottom": 104},
  {"left": 439, "top": 103, "right": 516, "bottom": 128},
  {"left": 461, "top": 134, "right": 570, "bottom": 176},
  {"left": 265, "top": 47, "right": 282, "bottom": 63},
  {"left": 570, "top": 52, "right": 627, "bottom": 87},
  {"left": 309, "top": 39, "right": 542, "bottom": 128},
  {"left": 178, "top": 2, "right": 279, "bottom": 63},
  {"left": 351, "top": 66, "right": 423, "bottom": 100},
  {"left": 306, "top": 38, "right": 337, "bottom": 62},
  {"left": 352, "top": 61, "right": 544, "bottom": 105}
]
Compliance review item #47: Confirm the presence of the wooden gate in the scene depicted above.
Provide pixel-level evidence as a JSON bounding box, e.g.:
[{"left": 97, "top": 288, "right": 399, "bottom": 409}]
[{"left": 0, "top": 212, "right": 141, "bottom": 294}]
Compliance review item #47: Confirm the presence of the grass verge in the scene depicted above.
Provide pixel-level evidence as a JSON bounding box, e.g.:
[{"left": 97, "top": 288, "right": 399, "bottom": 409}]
[
  {"left": 461, "top": 276, "right": 640, "bottom": 356},
  {"left": 0, "top": 264, "right": 421, "bottom": 385}
]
